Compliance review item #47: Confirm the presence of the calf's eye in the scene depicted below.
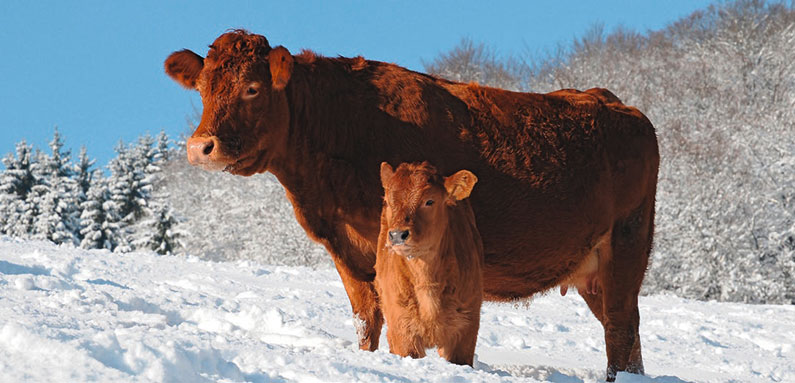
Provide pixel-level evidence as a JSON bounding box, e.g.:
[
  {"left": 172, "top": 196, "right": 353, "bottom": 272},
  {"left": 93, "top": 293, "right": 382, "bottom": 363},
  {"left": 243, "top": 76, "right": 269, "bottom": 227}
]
[
  {"left": 425, "top": 199, "right": 434, "bottom": 206},
  {"left": 246, "top": 87, "right": 258, "bottom": 95}
]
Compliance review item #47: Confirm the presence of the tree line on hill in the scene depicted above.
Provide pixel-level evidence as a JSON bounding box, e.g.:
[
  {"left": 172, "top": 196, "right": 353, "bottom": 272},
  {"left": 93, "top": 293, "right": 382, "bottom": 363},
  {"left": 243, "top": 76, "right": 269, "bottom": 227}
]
[{"left": 0, "top": 129, "right": 183, "bottom": 255}]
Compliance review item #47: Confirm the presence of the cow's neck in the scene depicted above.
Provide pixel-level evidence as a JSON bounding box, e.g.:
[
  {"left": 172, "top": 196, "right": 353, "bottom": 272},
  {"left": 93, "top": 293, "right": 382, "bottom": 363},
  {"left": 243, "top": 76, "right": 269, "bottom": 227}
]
[
  {"left": 269, "top": 57, "right": 457, "bottom": 186},
  {"left": 265, "top": 58, "right": 396, "bottom": 252}
]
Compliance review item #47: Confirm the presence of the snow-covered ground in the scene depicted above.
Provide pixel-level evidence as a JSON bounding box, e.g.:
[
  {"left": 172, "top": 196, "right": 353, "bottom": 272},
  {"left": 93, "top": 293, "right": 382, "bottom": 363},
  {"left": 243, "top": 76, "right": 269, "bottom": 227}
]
[{"left": 0, "top": 237, "right": 792, "bottom": 383}]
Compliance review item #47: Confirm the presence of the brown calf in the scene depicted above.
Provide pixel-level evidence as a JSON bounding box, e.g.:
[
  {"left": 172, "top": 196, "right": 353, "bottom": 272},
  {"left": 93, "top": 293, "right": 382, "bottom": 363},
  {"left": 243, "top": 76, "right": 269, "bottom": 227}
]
[{"left": 375, "top": 162, "right": 482, "bottom": 366}]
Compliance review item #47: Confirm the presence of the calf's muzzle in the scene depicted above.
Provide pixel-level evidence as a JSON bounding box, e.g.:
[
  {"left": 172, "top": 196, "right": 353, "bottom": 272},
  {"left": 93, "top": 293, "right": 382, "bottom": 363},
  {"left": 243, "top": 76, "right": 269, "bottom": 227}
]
[{"left": 388, "top": 229, "right": 410, "bottom": 245}]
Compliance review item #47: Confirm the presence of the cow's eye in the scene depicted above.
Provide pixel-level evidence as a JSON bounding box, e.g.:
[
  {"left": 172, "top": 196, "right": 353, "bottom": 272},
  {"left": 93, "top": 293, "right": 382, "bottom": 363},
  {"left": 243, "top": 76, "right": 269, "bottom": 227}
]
[
  {"left": 424, "top": 199, "right": 434, "bottom": 207},
  {"left": 243, "top": 83, "right": 260, "bottom": 99}
]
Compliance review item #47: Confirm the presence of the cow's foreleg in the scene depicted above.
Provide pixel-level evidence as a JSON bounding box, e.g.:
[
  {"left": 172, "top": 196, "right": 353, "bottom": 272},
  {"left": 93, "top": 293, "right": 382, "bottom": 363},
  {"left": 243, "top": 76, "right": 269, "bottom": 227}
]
[{"left": 333, "top": 259, "right": 384, "bottom": 350}]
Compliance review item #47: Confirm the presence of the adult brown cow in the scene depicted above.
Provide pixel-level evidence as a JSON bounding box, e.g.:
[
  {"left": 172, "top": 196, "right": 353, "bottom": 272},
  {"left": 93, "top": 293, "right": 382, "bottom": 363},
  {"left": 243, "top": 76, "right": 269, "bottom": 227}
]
[{"left": 165, "top": 30, "right": 659, "bottom": 381}]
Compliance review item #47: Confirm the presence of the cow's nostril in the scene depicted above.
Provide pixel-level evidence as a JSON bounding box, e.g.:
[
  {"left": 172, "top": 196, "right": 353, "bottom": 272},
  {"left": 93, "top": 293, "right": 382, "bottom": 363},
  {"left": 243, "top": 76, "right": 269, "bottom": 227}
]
[
  {"left": 203, "top": 140, "right": 214, "bottom": 156},
  {"left": 400, "top": 231, "right": 409, "bottom": 241}
]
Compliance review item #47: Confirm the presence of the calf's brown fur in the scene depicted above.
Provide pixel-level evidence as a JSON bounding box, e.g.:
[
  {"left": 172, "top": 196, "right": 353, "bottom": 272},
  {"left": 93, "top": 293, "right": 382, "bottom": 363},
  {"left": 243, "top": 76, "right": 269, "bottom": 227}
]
[
  {"left": 375, "top": 162, "right": 482, "bottom": 366},
  {"left": 165, "top": 30, "right": 659, "bottom": 381}
]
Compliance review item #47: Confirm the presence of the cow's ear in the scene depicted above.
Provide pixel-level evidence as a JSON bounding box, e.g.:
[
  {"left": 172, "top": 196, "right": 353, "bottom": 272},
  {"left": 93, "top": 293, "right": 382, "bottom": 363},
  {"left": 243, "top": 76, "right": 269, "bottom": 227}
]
[
  {"left": 444, "top": 170, "right": 478, "bottom": 201},
  {"left": 269, "top": 46, "right": 294, "bottom": 91},
  {"left": 165, "top": 49, "right": 204, "bottom": 90},
  {"left": 380, "top": 162, "right": 395, "bottom": 187}
]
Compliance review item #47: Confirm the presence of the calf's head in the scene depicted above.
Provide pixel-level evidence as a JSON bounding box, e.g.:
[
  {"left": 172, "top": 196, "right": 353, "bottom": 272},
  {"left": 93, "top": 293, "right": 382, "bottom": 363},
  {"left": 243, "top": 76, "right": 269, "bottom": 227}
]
[
  {"left": 165, "top": 30, "right": 294, "bottom": 175},
  {"left": 379, "top": 162, "right": 477, "bottom": 259}
]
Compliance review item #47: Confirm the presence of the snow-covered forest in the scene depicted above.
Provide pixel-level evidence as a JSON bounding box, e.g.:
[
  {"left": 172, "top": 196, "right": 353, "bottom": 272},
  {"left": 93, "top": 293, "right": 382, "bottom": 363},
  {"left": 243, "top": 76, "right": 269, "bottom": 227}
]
[
  {"left": 0, "top": 129, "right": 183, "bottom": 256},
  {"left": 1, "top": 1, "right": 793, "bottom": 305}
]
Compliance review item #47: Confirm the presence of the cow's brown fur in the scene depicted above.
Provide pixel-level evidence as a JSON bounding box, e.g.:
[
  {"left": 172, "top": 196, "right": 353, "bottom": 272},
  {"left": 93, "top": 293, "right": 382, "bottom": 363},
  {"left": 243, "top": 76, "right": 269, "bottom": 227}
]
[
  {"left": 375, "top": 162, "right": 482, "bottom": 366},
  {"left": 165, "top": 30, "right": 659, "bottom": 381}
]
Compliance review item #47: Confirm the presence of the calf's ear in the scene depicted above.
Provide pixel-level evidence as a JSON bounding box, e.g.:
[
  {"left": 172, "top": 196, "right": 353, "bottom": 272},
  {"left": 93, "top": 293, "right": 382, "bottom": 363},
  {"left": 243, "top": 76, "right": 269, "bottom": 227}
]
[
  {"left": 269, "top": 46, "right": 294, "bottom": 91},
  {"left": 380, "top": 162, "right": 395, "bottom": 187},
  {"left": 164, "top": 49, "right": 204, "bottom": 90},
  {"left": 444, "top": 170, "right": 478, "bottom": 201}
]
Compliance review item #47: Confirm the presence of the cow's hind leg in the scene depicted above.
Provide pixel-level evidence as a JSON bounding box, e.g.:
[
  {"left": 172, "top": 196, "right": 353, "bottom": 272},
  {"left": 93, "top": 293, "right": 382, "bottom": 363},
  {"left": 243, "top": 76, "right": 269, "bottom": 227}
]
[
  {"left": 583, "top": 290, "right": 646, "bottom": 376},
  {"left": 333, "top": 259, "right": 384, "bottom": 351},
  {"left": 596, "top": 204, "right": 652, "bottom": 381}
]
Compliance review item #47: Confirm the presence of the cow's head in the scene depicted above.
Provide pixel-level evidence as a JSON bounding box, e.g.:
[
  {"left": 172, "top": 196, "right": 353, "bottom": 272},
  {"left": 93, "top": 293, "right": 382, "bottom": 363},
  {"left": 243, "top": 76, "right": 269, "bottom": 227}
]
[
  {"left": 379, "top": 161, "right": 477, "bottom": 260},
  {"left": 165, "top": 30, "right": 294, "bottom": 176}
]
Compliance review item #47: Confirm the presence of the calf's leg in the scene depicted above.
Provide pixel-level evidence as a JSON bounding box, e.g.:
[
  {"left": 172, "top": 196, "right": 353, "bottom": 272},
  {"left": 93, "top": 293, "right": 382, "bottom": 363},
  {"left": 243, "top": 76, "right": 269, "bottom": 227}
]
[
  {"left": 438, "top": 316, "right": 480, "bottom": 367},
  {"left": 385, "top": 312, "right": 426, "bottom": 359}
]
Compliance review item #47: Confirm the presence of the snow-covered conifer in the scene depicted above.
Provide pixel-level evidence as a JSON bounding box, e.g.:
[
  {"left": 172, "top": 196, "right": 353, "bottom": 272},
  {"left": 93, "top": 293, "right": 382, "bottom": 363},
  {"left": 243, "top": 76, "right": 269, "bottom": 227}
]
[
  {"left": 0, "top": 141, "right": 37, "bottom": 197},
  {"left": 133, "top": 134, "right": 159, "bottom": 198},
  {"left": 132, "top": 195, "right": 184, "bottom": 255},
  {"left": 79, "top": 178, "right": 121, "bottom": 250},
  {"left": 41, "top": 127, "right": 73, "bottom": 178},
  {"left": 0, "top": 142, "right": 38, "bottom": 236},
  {"left": 28, "top": 129, "right": 80, "bottom": 245},
  {"left": 107, "top": 142, "right": 141, "bottom": 225},
  {"left": 31, "top": 177, "right": 78, "bottom": 245},
  {"left": 155, "top": 130, "right": 171, "bottom": 164},
  {"left": 74, "top": 146, "right": 95, "bottom": 199}
]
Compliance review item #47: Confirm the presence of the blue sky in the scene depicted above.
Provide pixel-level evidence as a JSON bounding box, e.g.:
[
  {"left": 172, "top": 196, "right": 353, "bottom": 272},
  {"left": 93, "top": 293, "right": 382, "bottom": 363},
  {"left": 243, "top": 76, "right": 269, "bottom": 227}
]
[{"left": 0, "top": 0, "right": 714, "bottom": 168}]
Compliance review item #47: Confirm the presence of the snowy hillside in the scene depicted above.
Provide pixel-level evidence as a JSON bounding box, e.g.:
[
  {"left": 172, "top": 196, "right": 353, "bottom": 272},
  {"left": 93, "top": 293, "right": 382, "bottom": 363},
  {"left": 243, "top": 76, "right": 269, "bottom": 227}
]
[{"left": 0, "top": 237, "right": 792, "bottom": 383}]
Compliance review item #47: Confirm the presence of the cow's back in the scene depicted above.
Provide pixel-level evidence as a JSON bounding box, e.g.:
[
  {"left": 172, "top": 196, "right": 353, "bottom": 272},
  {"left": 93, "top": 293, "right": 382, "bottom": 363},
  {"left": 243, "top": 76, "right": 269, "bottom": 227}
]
[
  {"left": 442, "top": 84, "right": 653, "bottom": 189},
  {"left": 422, "top": 82, "right": 659, "bottom": 299}
]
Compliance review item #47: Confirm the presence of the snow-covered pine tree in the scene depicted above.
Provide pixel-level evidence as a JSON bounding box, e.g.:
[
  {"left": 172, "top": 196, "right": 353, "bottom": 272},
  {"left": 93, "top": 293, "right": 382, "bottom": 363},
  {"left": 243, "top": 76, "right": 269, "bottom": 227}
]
[
  {"left": 72, "top": 146, "right": 96, "bottom": 244},
  {"left": 0, "top": 142, "right": 38, "bottom": 237},
  {"left": 74, "top": 146, "right": 95, "bottom": 200},
  {"left": 0, "top": 141, "right": 37, "bottom": 198},
  {"left": 31, "top": 175, "right": 78, "bottom": 245},
  {"left": 132, "top": 194, "right": 184, "bottom": 255},
  {"left": 79, "top": 176, "right": 121, "bottom": 250},
  {"left": 155, "top": 130, "right": 170, "bottom": 164},
  {"left": 106, "top": 137, "right": 162, "bottom": 252},
  {"left": 135, "top": 134, "right": 157, "bottom": 173},
  {"left": 105, "top": 142, "right": 136, "bottom": 251},
  {"left": 42, "top": 127, "right": 73, "bottom": 179},
  {"left": 29, "top": 128, "right": 80, "bottom": 245},
  {"left": 126, "top": 133, "right": 179, "bottom": 253}
]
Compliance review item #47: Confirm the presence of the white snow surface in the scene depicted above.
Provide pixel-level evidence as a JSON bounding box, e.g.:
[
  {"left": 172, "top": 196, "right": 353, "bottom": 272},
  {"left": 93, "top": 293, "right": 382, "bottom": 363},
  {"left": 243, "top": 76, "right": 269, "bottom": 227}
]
[{"left": 0, "top": 237, "right": 792, "bottom": 383}]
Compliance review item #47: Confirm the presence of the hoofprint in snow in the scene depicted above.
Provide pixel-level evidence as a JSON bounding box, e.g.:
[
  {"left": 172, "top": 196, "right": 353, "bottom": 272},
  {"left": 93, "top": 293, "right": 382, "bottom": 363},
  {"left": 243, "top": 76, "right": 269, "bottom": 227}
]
[{"left": 0, "top": 237, "right": 792, "bottom": 383}]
